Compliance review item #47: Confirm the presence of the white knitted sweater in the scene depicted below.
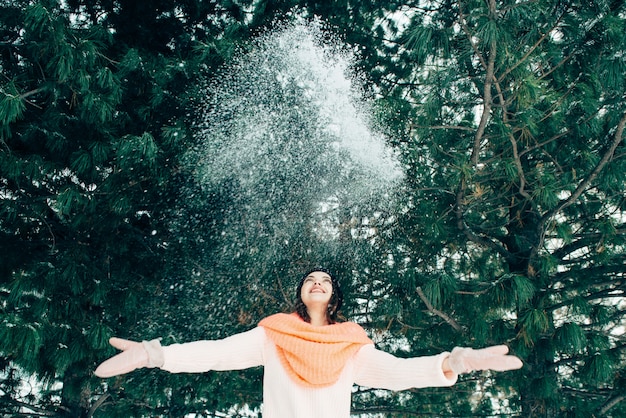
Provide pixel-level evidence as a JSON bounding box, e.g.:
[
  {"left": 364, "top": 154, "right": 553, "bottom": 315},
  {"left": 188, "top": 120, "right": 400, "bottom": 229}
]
[{"left": 161, "top": 326, "right": 457, "bottom": 417}]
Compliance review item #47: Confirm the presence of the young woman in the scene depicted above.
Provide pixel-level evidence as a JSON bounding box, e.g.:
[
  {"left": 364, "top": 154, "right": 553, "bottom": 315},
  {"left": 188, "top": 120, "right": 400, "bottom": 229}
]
[{"left": 95, "top": 269, "right": 523, "bottom": 417}]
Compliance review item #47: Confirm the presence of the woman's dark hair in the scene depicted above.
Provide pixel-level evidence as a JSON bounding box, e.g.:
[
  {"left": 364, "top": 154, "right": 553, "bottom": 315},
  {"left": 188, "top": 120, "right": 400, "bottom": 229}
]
[{"left": 295, "top": 267, "right": 343, "bottom": 324}]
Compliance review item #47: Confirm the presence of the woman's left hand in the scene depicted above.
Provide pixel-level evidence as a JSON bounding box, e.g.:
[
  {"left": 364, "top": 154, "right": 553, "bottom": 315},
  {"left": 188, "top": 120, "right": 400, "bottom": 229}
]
[{"left": 446, "top": 345, "right": 523, "bottom": 375}]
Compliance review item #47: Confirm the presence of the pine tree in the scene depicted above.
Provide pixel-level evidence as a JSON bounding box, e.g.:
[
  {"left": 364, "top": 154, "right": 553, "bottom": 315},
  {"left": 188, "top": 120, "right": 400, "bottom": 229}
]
[
  {"left": 365, "top": 0, "right": 626, "bottom": 416},
  {"left": 2, "top": 0, "right": 625, "bottom": 416},
  {"left": 0, "top": 0, "right": 246, "bottom": 415}
]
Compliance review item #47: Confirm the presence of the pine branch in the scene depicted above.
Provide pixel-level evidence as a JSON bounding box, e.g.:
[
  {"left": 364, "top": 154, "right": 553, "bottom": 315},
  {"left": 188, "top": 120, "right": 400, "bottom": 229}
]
[
  {"left": 0, "top": 397, "right": 56, "bottom": 417},
  {"left": 551, "top": 232, "right": 615, "bottom": 262},
  {"left": 353, "top": 406, "right": 513, "bottom": 418},
  {"left": 598, "top": 394, "right": 626, "bottom": 416},
  {"left": 552, "top": 259, "right": 626, "bottom": 282},
  {"left": 520, "top": 103, "right": 600, "bottom": 158},
  {"left": 544, "top": 111, "right": 626, "bottom": 221},
  {"left": 454, "top": 183, "right": 511, "bottom": 259},
  {"left": 456, "top": 0, "right": 488, "bottom": 72},
  {"left": 410, "top": 124, "right": 476, "bottom": 131},
  {"left": 528, "top": 111, "right": 626, "bottom": 265},
  {"left": 416, "top": 286, "right": 463, "bottom": 332},
  {"left": 505, "top": 122, "right": 532, "bottom": 201},
  {"left": 470, "top": 0, "right": 497, "bottom": 166},
  {"left": 547, "top": 284, "right": 625, "bottom": 313},
  {"left": 560, "top": 385, "right": 615, "bottom": 400},
  {"left": 496, "top": 13, "right": 564, "bottom": 84},
  {"left": 87, "top": 393, "right": 110, "bottom": 418}
]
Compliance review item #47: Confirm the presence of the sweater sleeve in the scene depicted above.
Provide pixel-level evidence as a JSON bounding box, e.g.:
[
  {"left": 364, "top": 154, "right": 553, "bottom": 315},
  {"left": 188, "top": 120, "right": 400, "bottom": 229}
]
[
  {"left": 353, "top": 344, "right": 457, "bottom": 390},
  {"left": 160, "top": 326, "right": 265, "bottom": 373}
]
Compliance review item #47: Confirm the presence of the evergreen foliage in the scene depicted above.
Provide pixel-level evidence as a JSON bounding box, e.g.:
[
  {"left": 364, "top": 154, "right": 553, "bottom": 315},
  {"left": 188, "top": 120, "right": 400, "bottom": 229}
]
[
  {"left": 366, "top": 1, "right": 626, "bottom": 416},
  {"left": 1, "top": 0, "right": 625, "bottom": 417}
]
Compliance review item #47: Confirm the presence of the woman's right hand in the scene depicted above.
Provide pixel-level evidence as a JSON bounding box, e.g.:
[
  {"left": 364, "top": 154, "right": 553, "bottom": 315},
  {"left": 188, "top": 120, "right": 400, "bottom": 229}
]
[{"left": 94, "top": 337, "right": 163, "bottom": 378}]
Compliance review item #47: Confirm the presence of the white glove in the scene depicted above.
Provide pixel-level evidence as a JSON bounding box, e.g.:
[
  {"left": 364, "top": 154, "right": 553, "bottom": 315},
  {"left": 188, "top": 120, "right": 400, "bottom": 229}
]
[
  {"left": 94, "top": 337, "right": 164, "bottom": 378},
  {"left": 448, "top": 345, "right": 523, "bottom": 374}
]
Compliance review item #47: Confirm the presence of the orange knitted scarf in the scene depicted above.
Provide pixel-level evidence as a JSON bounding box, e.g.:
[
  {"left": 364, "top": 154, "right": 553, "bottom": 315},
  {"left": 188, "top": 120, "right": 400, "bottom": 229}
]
[{"left": 258, "top": 313, "right": 373, "bottom": 388}]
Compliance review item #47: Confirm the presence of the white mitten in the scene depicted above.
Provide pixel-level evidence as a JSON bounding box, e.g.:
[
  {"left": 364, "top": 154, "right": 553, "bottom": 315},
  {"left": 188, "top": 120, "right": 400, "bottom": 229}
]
[
  {"left": 448, "top": 345, "right": 523, "bottom": 374},
  {"left": 94, "top": 337, "right": 164, "bottom": 378}
]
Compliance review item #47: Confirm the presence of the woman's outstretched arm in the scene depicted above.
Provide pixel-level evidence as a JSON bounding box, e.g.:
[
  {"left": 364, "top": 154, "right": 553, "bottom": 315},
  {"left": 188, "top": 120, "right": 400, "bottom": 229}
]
[
  {"left": 95, "top": 326, "right": 266, "bottom": 377},
  {"left": 353, "top": 344, "right": 522, "bottom": 390}
]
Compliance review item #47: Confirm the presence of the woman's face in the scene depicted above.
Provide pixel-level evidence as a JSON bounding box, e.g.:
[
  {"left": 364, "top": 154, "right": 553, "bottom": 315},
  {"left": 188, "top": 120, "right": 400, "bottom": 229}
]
[{"left": 300, "top": 270, "right": 333, "bottom": 308}]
